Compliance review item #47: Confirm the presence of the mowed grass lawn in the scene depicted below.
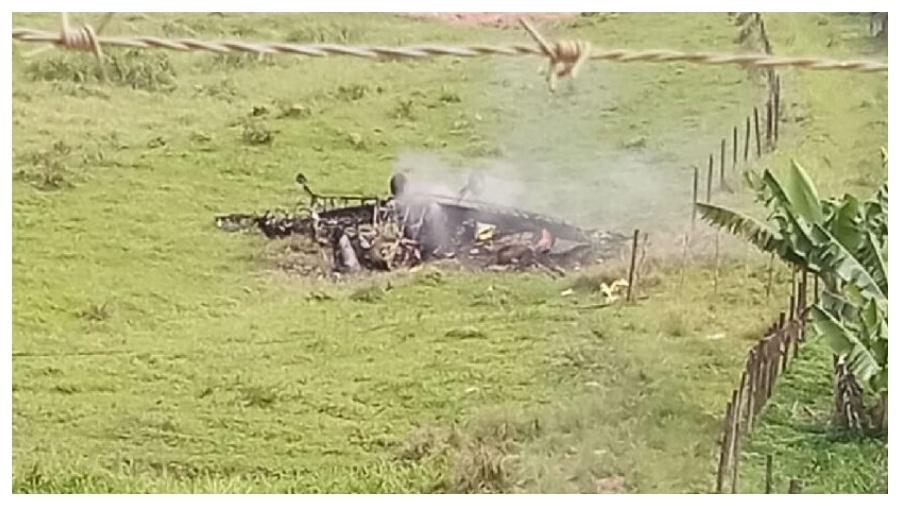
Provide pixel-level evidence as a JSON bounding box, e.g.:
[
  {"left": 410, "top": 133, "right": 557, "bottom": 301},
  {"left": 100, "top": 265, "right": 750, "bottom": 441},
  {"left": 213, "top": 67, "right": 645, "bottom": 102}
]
[{"left": 11, "top": 13, "right": 886, "bottom": 492}]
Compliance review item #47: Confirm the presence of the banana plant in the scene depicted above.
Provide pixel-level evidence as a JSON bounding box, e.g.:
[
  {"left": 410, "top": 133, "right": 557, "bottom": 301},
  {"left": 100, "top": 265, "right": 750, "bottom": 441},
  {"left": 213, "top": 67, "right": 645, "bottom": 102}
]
[{"left": 695, "top": 158, "right": 887, "bottom": 427}]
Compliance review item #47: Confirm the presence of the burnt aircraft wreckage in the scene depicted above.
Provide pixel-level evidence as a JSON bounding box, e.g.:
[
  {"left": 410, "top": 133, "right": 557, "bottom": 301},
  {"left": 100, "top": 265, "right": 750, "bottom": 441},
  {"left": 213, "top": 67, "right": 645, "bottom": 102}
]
[{"left": 215, "top": 172, "right": 629, "bottom": 275}]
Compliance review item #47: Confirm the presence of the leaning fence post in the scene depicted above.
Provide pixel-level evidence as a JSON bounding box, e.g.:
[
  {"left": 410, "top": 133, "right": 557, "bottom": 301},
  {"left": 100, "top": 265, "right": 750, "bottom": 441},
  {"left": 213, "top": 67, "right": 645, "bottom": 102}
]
[
  {"left": 754, "top": 107, "right": 762, "bottom": 158},
  {"left": 754, "top": 345, "right": 765, "bottom": 414},
  {"left": 775, "top": 312, "right": 786, "bottom": 376},
  {"left": 768, "top": 340, "right": 778, "bottom": 402},
  {"left": 745, "top": 350, "right": 757, "bottom": 432},
  {"left": 626, "top": 229, "right": 639, "bottom": 302},
  {"left": 763, "top": 342, "right": 775, "bottom": 402},
  {"left": 731, "top": 379, "right": 745, "bottom": 493},
  {"left": 753, "top": 343, "right": 765, "bottom": 416}
]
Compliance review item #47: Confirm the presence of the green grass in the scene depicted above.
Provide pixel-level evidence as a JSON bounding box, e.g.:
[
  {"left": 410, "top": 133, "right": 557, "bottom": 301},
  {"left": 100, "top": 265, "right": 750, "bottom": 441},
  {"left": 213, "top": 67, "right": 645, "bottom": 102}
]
[
  {"left": 11, "top": 12, "right": 886, "bottom": 492},
  {"left": 762, "top": 13, "right": 888, "bottom": 196},
  {"left": 737, "top": 339, "right": 888, "bottom": 494}
]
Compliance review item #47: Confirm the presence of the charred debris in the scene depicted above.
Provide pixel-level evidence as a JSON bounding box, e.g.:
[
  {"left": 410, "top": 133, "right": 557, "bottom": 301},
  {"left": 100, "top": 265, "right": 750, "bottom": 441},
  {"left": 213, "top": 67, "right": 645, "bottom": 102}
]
[{"left": 215, "top": 172, "right": 629, "bottom": 275}]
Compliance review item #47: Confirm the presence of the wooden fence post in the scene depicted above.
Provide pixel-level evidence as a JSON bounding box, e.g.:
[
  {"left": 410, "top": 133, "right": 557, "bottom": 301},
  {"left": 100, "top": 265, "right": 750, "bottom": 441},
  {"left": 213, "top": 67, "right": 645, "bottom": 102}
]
[
  {"left": 766, "top": 100, "right": 773, "bottom": 148},
  {"left": 733, "top": 126, "right": 738, "bottom": 171},
  {"left": 797, "top": 271, "right": 807, "bottom": 342},
  {"left": 789, "top": 272, "right": 797, "bottom": 320},
  {"left": 754, "top": 343, "right": 766, "bottom": 416},
  {"left": 707, "top": 154, "right": 714, "bottom": 201},
  {"left": 692, "top": 166, "right": 699, "bottom": 226},
  {"left": 754, "top": 107, "right": 762, "bottom": 158},
  {"left": 765, "top": 455, "right": 774, "bottom": 493},
  {"left": 760, "top": 343, "right": 772, "bottom": 408},
  {"left": 773, "top": 75, "right": 781, "bottom": 142},
  {"left": 788, "top": 479, "right": 802, "bottom": 493},
  {"left": 764, "top": 347, "right": 773, "bottom": 406},
  {"left": 781, "top": 323, "right": 792, "bottom": 372},
  {"left": 759, "top": 14, "right": 773, "bottom": 55},
  {"left": 745, "top": 350, "right": 757, "bottom": 432},
  {"left": 775, "top": 326, "right": 784, "bottom": 379},
  {"left": 833, "top": 354, "right": 841, "bottom": 422},
  {"left": 755, "top": 348, "right": 766, "bottom": 412},
  {"left": 800, "top": 268, "right": 808, "bottom": 318},
  {"left": 638, "top": 232, "right": 649, "bottom": 289},
  {"left": 626, "top": 229, "right": 640, "bottom": 302},
  {"left": 731, "top": 380, "right": 745, "bottom": 493},
  {"left": 744, "top": 116, "right": 751, "bottom": 161},
  {"left": 720, "top": 138, "right": 727, "bottom": 189},
  {"left": 767, "top": 340, "right": 779, "bottom": 398},
  {"left": 775, "top": 313, "right": 786, "bottom": 377},
  {"left": 813, "top": 275, "right": 819, "bottom": 305},
  {"left": 716, "top": 401, "right": 734, "bottom": 493}
]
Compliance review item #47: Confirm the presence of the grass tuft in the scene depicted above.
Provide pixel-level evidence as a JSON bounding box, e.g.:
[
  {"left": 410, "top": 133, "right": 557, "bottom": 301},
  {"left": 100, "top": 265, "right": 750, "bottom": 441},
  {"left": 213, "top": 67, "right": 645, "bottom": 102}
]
[{"left": 26, "top": 50, "right": 177, "bottom": 92}]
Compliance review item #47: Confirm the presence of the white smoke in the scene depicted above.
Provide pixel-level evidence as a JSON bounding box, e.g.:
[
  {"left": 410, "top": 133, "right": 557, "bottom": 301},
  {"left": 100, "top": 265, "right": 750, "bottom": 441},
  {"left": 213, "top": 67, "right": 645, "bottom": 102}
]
[
  {"left": 392, "top": 149, "right": 694, "bottom": 234},
  {"left": 389, "top": 38, "right": 748, "bottom": 246}
]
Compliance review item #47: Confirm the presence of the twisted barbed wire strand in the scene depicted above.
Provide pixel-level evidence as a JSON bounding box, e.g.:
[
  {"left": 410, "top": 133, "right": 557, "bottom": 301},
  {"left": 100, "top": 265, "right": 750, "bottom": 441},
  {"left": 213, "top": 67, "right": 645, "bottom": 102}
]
[{"left": 11, "top": 19, "right": 888, "bottom": 75}]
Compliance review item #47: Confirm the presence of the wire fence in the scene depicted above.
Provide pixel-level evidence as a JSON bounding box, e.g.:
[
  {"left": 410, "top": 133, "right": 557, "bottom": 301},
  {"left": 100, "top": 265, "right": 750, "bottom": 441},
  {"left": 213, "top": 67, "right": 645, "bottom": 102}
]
[
  {"left": 684, "top": 12, "right": 783, "bottom": 295},
  {"left": 703, "top": 15, "right": 857, "bottom": 493},
  {"left": 11, "top": 13, "right": 889, "bottom": 89},
  {"left": 715, "top": 268, "right": 810, "bottom": 493}
]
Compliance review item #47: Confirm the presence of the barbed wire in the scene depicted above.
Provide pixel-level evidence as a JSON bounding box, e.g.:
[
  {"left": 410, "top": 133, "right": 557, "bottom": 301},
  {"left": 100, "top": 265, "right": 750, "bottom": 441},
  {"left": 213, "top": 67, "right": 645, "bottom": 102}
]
[{"left": 11, "top": 16, "right": 888, "bottom": 86}]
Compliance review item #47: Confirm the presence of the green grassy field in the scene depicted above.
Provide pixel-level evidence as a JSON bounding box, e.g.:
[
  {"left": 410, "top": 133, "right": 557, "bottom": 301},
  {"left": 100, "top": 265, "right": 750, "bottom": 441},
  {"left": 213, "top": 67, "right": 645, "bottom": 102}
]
[{"left": 11, "top": 12, "right": 886, "bottom": 493}]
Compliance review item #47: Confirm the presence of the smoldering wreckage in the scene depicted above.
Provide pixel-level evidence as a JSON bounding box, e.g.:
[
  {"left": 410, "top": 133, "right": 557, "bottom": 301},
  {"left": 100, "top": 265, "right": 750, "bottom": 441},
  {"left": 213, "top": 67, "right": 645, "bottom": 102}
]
[{"left": 215, "top": 171, "right": 630, "bottom": 277}]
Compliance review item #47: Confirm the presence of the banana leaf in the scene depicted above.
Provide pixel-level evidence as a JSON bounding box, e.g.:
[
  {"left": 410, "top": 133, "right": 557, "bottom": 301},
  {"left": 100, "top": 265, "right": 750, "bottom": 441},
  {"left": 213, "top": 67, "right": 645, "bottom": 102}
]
[{"left": 812, "top": 305, "right": 883, "bottom": 390}]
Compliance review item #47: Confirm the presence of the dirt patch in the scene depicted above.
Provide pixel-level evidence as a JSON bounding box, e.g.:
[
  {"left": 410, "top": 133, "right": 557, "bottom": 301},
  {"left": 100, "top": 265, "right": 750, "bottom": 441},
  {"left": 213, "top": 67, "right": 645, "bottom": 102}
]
[
  {"left": 595, "top": 474, "right": 627, "bottom": 493},
  {"left": 407, "top": 12, "right": 578, "bottom": 27}
]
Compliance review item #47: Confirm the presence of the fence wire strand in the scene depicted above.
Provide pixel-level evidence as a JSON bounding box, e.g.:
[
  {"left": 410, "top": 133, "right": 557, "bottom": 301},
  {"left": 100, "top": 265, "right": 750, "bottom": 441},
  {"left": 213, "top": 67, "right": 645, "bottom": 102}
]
[{"left": 11, "top": 20, "right": 888, "bottom": 74}]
